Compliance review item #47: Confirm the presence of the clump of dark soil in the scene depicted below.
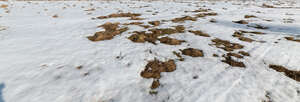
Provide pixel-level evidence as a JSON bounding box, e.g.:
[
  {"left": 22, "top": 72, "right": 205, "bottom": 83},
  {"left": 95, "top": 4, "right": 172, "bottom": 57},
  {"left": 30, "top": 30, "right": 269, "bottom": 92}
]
[
  {"left": 284, "top": 37, "right": 300, "bottom": 42},
  {"left": 173, "top": 51, "right": 184, "bottom": 61},
  {"left": 238, "top": 30, "right": 265, "bottom": 35},
  {"left": 171, "top": 16, "right": 197, "bottom": 23},
  {"left": 128, "top": 26, "right": 185, "bottom": 44},
  {"left": 123, "top": 22, "right": 144, "bottom": 25},
  {"left": 195, "top": 12, "right": 218, "bottom": 17},
  {"left": 97, "top": 12, "right": 141, "bottom": 19},
  {"left": 269, "top": 64, "right": 300, "bottom": 82},
  {"left": 189, "top": 30, "right": 211, "bottom": 37},
  {"left": 87, "top": 22, "right": 128, "bottom": 41},
  {"left": 140, "top": 59, "right": 177, "bottom": 89},
  {"left": 238, "top": 51, "right": 250, "bottom": 56},
  {"left": 233, "top": 20, "right": 248, "bottom": 24},
  {"left": 211, "top": 38, "right": 244, "bottom": 51},
  {"left": 233, "top": 31, "right": 255, "bottom": 42},
  {"left": 227, "top": 52, "right": 244, "bottom": 58},
  {"left": 129, "top": 16, "right": 145, "bottom": 20},
  {"left": 148, "top": 21, "right": 161, "bottom": 26},
  {"left": 180, "top": 48, "right": 204, "bottom": 57},
  {"left": 262, "top": 3, "right": 275, "bottom": 8},
  {"left": 244, "top": 15, "right": 257, "bottom": 18},
  {"left": 159, "top": 37, "right": 185, "bottom": 45},
  {"left": 222, "top": 54, "right": 246, "bottom": 68},
  {"left": 186, "top": 8, "right": 211, "bottom": 13}
]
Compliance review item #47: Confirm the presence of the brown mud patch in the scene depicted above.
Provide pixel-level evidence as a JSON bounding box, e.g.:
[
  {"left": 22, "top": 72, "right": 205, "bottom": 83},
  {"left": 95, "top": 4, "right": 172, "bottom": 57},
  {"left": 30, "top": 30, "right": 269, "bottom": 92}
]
[
  {"left": 140, "top": 59, "right": 177, "bottom": 89},
  {"left": 159, "top": 37, "right": 186, "bottom": 45},
  {"left": 233, "top": 20, "right": 248, "bottom": 24},
  {"left": 285, "top": 37, "right": 300, "bottom": 43},
  {"left": 211, "top": 38, "right": 244, "bottom": 51},
  {"left": 97, "top": 12, "right": 141, "bottom": 19},
  {"left": 222, "top": 54, "right": 246, "bottom": 68},
  {"left": 189, "top": 30, "right": 211, "bottom": 37},
  {"left": 195, "top": 12, "right": 218, "bottom": 17},
  {"left": 180, "top": 48, "right": 204, "bottom": 57},
  {"left": 148, "top": 21, "right": 161, "bottom": 26},
  {"left": 269, "top": 64, "right": 300, "bottom": 82},
  {"left": 88, "top": 22, "right": 128, "bottom": 41},
  {"left": 171, "top": 16, "right": 197, "bottom": 23}
]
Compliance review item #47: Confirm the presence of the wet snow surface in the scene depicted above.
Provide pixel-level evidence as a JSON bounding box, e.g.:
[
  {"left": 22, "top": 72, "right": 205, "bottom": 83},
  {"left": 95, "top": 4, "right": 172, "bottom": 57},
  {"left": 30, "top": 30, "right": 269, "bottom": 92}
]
[{"left": 0, "top": 0, "right": 300, "bottom": 102}]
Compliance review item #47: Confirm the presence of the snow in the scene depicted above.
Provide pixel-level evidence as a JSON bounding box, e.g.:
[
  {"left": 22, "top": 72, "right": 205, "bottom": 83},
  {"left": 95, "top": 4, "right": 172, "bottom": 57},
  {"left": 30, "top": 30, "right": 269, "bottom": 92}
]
[{"left": 0, "top": 0, "right": 299, "bottom": 102}]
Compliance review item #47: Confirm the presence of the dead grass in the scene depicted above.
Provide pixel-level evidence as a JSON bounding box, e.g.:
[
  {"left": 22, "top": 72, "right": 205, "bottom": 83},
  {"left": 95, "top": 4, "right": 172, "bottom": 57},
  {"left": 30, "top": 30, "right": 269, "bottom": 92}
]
[
  {"left": 189, "top": 30, "right": 211, "bottom": 37},
  {"left": 88, "top": 22, "right": 128, "bottom": 41},
  {"left": 159, "top": 37, "right": 185, "bottom": 45},
  {"left": 195, "top": 12, "right": 218, "bottom": 17},
  {"left": 97, "top": 12, "right": 141, "bottom": 19},
  {"left": 180, "top": 48, "right": 204, "bottom": 57},
  {"left": 211, "top": 38, "right": 244, "bottom": 51},
  {"left": 244, "top": 15, "right": 257, "bottom": 18},
  {"left": 141, "top": 59, "right": 177, "bottom": 89},
  {"left": 233, "top": 20, "right": 248, "bottom": 24},
  {"left": 284, "top": 37, "right": 300, "bottom": 43},
  {"left": 269, "top": 64, "right": 300, "bottom": 82},
  {"left": 148, "top": 21, "right": 161, "bottom": 26},
  {"left": 222, "top": 54, "right": 246, "bottom": 68},
  {"left": 171, "top": 16, "right": 197, "bottom": 23}
]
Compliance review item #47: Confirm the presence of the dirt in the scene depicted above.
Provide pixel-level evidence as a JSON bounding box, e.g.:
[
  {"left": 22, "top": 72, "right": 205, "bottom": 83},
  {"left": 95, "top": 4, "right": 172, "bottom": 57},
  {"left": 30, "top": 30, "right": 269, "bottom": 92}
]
[
  {"left": 189, "top": 30, "right": 211, "bottom": 37},
  {"left": 233, "top": 20, "right": 249, "bottom": 24},
  {"left": 129, "top": 16, "right": 145, "bottom": 20},
  {"left": 238, "top": 51, "right": 250, "bottom": 56},
  {"left": 97, "top": 12, "right": 141, "bottom": 19},
  {"left": 151, "top": 79, "right": 160, "bottom": 89},
  {"left": 227, "top": 53, "right": 244, "bottom": 58},
  {"left": 148, "top": 21, "right": 161, "bottom": 26},
  {"left": 244, "top": 15, "right": 257, "bottom": 18},
  {"left": 180, "top": 48, "right": 204, "bottom": 57},
  {"left": 52, "top": 14, "right": 58, "bottom": 18},
  {"left": 159, "top": 37, "right": 185, "bottom": 45},
  {"left": 171, "top": 16, "right": 197, "bottom": 23},
  {"left": 186, "top": 8, "right": 211, "bottom": 13},
  {"left": 238, "top": 36, "right": 255, "bottom": 42},
  {"left": 173, "top": 51, "right": 184, "bottom": 61},
  {"left": 213, "top": 54, "right": 219, "bottom": 57},
  {"left": 195, "top": 12, "right": 218, "bottom": 17},
  {"left": 123, "top": 22, "right": 144, "bottom": 25},
  {"left": 0, "top": 4, "right": 8, "bottom": 8},
  {"left": 269, "top": 64, "right": 300, "bottom": 82},
  {"left": 140, "top": 59, "right": 177, "bottom": 89},
  {"left": 221, "top": 54, "right": 246, "bottom": 68},
  {"left": 233, "top": 31, "right": 255, "bottom": 42},
  {"left": 211, "top": 38, "right": 244, "bottom": 51},
  {"left": 87, "top": 22, "right": 129, "bottom": 41},
  {"left": 238, "top": 30, "right": 265, "bottom": 35},
  {"left": 284, "top": 37, "right": 300, "bottom": 43},
  {"left": 262, "top": 3, "right": 275, "bottom": 8}
]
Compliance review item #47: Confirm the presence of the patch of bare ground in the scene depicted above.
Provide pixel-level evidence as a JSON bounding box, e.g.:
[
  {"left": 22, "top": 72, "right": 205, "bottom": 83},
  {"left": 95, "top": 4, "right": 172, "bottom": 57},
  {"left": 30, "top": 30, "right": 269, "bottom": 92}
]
[
  {"left": 247, "top": 24, "right": 268, "bottom": 29},
  {"left": 97, "top": 12, "right": 141, "bottom": 19},
  {"left": 233, "top": 20, "right": 248, "bottom": 24},
  {"left": 171, "top": 16, "right": 197, "bottom": 23},
  {"left": 180, "top": 48, "right": 204, "bottom": 57},
  {"left": 211, "top": 38, "right": 244, "bottom": 52},
  {"left": 140, "top": 59, "right": 176, "bottom": 89},
  {"left": 0, "top": 4, "right": 8, "bottom": 8},
  {"left": 269, "top": 64, "right": 300, "bottom": 81},
  {"left": 232, "top": 31, "right": 256, "bottom": 42},
  {"left": 262, "top": 3, "right": 275, "bottom": 8},
  {"left": 284, "top": 37, "right": 300, "bottom": 43},
  {"left": 159, "top": 37, "right": 186, "bottom": 45},
  {"left": 222, "top": 54, "right": 246, "bottom": 68},
  {"left": 189, "top": 30, "right": 211, "bottom": 37},
  {"left": 87, "top": 22, "right": 128, "bottom": 41},
  {"left": 129, "top": 16, "right": 145, "bottom": 20},
  {"left": 238, "top": 51, "right": 250, "bottom": 56},
  {"left": 148, "top": 21, "right": 160, "bottom": 26},
  {"left": 238, "top": 30, "right": 265, "bottom": 35},
  {"left": 244, "top": 15, "right": 257, "bottom": 18},
  {"left": 185, "top": 8, "right": 211, "bottom": 13},
  {"left": 195, "top": 12, "right": 218, "bottom": 18},
  {"left": 172, "top": 51, "right": 184, "bottom": 61},
  {"left": 128, "top": 25, "right": 185, "bottom": 44},
  {"left": 123, "top": 22, "right": 144, "bottom": 25}
]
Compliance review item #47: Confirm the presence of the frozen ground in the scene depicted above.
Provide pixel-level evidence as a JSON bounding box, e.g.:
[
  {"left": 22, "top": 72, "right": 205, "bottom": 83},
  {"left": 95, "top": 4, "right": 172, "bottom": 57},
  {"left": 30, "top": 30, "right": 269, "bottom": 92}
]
[{"left": 0, "top": 0, "right": 299, "bottom": 102}]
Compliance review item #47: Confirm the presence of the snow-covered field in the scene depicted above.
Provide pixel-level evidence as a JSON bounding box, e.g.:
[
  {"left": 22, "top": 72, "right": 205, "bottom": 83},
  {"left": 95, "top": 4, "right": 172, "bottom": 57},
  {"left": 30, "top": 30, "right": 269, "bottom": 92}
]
[{"left": 0, "top": 0, "right": 300, "bottom": 102}]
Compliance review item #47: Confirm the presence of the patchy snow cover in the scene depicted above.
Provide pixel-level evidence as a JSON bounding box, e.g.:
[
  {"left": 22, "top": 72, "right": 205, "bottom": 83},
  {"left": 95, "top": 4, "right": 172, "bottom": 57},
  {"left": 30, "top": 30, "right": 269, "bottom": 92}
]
[{"left": 0, "top": 0, "right": 300, "bottom": 102}]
